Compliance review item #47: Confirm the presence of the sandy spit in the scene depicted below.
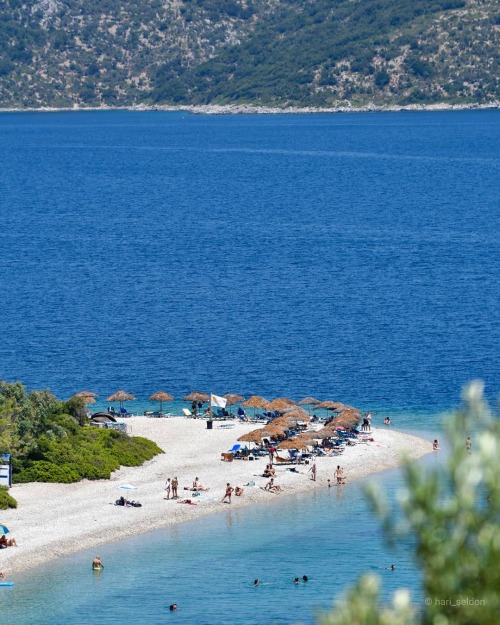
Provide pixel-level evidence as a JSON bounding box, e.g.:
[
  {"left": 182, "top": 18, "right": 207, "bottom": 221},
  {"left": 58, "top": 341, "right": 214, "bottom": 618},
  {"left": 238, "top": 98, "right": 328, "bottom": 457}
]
[{"left": 0, "top": 417, "right": 433, "bottom": 575}]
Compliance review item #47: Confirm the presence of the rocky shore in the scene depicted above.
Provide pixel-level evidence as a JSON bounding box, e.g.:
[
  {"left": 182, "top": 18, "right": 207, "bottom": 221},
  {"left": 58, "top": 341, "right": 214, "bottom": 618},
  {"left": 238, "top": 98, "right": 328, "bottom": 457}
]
[{"left": 0, "top": 101, "right": 498, "bottom": 115}]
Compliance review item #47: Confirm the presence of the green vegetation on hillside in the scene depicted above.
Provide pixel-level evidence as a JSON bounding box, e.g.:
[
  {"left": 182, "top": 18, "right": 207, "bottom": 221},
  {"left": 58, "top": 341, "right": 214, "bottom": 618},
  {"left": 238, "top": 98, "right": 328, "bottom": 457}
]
[
  {"left": 0, "top": 381, "right": 162, "bottom": 503},
  {"left": 0, "top": 0, "right": 498, "bottom": 108},
  {"left": 317, "top": 382, "right": 500, "bottom": 625}
]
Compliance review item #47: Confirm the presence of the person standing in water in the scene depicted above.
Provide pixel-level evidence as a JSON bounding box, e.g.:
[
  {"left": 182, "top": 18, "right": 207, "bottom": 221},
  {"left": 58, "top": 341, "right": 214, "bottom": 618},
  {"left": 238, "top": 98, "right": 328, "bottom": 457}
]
[
  {"left": 466, "top": 437, "right": 472, "bottom": 452},
  {"left": 92, "top": 555, "right": 103, "bottom": 570}
]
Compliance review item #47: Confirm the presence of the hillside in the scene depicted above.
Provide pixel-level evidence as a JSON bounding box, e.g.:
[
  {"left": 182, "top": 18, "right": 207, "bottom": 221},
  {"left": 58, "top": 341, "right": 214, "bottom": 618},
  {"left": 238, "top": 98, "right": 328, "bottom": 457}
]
[{"left": 0, "top": 0, "right": 498, "bottom": 109}]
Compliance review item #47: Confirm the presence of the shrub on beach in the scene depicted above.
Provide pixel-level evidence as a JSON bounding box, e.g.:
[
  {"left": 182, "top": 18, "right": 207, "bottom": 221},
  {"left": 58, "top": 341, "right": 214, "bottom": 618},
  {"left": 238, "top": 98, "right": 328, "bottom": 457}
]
[
  {"left": 0, "top": 381, "right": 163, "bottom": 484},
  {"left": 318, "top": 381, "right": 499, "bottom": 625},
  {"left": 13, "top": 429, "right": 163, "bottom": 483},
  {"left": 0, "top": 485, "right": 17, "bottom": 510}
]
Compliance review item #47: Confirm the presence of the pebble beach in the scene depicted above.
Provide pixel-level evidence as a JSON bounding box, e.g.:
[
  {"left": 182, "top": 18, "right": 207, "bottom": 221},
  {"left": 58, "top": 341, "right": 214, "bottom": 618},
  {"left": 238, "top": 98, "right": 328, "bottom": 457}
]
[{"left": 0, "top": 417, "right": 433, "bottom": 575}]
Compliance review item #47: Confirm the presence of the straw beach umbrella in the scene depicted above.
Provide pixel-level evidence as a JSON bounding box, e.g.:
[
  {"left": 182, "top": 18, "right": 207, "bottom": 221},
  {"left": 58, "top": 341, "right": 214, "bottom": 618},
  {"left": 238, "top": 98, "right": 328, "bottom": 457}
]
[
  {"left": 223, "top": 393, "right": 245, "bottom": 414},
  {"left": 241, "top": 395, "right": 269, "bottom": 416},
  {"left": 298, "top": 396, "right": 320, "bottom": 413},
  {"left": 238, "top": 430, "right": 266, "bottom": 444},
  {"left": 106, "top": 390, "right": 136, "bottom": 411},
  {"left": 278, "top": 438, "right": 309, "bottom": 450},
  {"left": 314, "top": 401, "right": 339, "bottom": 411},
  {"left": 149, "top": 391, "right": 174, "bottom": 412},
  {"left": 73, "top": 390, "right": 98, "bottom": 404},
  {"left": 223, "top": 394, "right": 245, "bottom": 406},
  {"left": 183, "top": 392, "right": 210, "bottom": 403},
  {"left": 75, "top": 390, "right": 98, "bottom": 398},
  {"left": 299, "top": 397, "right": 320, "bottom": 406},
  {"left": 266, "top": 397, "right": 297, "bottom": 413},
  {"left": 241, "top": 396, "right": 269, "bottom": 409}
]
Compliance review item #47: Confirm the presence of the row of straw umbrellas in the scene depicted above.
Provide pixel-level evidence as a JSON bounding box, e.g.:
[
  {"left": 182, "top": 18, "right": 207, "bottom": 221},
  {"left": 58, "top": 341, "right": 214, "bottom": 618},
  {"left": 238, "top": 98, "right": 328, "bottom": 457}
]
[
  {"left": 73, "top": 391, "right": 361, "bottom": 447},
  {"left": 72, "top": 391, "right": 360, "bottom": 419}
]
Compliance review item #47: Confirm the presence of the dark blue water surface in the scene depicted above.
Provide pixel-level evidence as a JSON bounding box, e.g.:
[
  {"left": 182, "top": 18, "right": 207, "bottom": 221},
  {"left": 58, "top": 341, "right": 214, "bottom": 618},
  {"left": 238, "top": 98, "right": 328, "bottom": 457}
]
[{"left": 0, "top": 110, "right": 498, "bottom": 414}]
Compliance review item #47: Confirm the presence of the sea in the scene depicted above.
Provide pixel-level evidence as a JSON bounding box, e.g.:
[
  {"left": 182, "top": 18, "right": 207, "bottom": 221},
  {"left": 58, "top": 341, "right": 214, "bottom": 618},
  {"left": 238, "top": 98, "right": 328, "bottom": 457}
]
[{"left": 0, "top": 109, "right": 498, "bottom": 624}]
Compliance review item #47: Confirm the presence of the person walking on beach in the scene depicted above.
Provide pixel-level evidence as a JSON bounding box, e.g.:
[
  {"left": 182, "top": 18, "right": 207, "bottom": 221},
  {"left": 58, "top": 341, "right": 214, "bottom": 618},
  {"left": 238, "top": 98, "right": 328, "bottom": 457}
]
[
  {"left": 164, "top": 478, "right": 171, "bottom": 500},
  {"left": 222, "top": 483, "right": 234, "bottom": 503},
  {"left": 171, "top": 477, "right": 179, "bottom": 499},
  {"left": 269, "top": 445, "right": 276, "bottom": 465},
  {"left": 309, "top": 462, "right": 317, "bottom": 481}
]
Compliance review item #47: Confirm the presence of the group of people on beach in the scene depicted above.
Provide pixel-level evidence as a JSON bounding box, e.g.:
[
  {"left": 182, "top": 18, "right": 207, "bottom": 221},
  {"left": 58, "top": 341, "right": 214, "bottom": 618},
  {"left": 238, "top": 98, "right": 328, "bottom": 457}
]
[
  {"left": 164, "top": 477, "right": 244, "bottom": 503},
  {"left": 164, "top": 477, "right": 179, "bottom": 499}
]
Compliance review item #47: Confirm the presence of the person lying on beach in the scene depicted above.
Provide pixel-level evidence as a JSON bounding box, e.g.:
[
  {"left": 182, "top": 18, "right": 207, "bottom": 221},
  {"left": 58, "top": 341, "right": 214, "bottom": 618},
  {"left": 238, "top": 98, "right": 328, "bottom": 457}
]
[
  {"left": 0, "top": 535, "right": 17, "bottom": 548},
  {"left": 264, "top": 478, "right": 283, "bottom": 493},
  {"left": 0, "top": 571, "right": 5, "bottom": 579},
  {"left": 235, "top": 486, "right": 244, "bottom": 496},
  {"left": 178, "top": 499, "right": 197, "bottom": 505},
  {"left": 192, "top": 477, "right": 210, "bottom": 491}
]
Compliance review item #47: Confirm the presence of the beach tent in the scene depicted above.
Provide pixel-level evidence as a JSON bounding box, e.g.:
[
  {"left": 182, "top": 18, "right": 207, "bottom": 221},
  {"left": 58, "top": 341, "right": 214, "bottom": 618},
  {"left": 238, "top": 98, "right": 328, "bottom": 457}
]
[{"left": 90, "top": 413, "right": 118, "bottom": 423}]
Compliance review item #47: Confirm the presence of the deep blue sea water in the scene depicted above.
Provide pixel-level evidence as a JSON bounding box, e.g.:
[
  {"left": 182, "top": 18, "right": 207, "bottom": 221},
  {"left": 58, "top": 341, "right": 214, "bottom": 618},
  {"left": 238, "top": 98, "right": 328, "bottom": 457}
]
[
  {"left": 0, "top": 110, "right": 498, "bottom": 623},
  {"left": 0, "top": 110, "right": 498, "bottom": 418}
]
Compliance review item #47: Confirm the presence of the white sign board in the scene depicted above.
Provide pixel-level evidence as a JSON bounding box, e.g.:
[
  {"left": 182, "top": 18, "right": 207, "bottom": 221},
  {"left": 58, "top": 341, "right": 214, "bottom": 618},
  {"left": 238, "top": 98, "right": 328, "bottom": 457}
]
[{"left": 0, "top": 464, "right": 11, "bottom": 487}]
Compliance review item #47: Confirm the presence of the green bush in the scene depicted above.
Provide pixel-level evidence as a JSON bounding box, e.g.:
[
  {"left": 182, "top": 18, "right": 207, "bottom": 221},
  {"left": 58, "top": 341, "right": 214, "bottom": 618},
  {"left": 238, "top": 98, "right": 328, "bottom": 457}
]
[
  {"left": 0, "top": 485, "right": 17, "bottom": 509},
  {"left": 15, "top": 460, "right": 81, "bottom": 484},
  {"left": 13, "top": 430, "right": 163, "bottom": 483}
]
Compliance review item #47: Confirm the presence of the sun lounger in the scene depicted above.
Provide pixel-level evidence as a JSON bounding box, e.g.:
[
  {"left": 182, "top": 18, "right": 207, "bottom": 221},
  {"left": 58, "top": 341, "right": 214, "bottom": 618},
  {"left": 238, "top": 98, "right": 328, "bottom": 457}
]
[
  {"left": 218, "top": 422, "right": 235, "bottom": 429},
  {"left": 182, "top": 408, "right": 192, "bottom": 417}
]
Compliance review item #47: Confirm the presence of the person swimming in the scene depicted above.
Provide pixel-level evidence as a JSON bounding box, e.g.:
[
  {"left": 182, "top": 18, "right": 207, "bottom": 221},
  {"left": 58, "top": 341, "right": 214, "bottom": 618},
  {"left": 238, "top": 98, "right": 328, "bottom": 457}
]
[
  {"left": 293, "top": 577, "right": 299, "bottom": 584},
  {"left": 253, "top": 579, "right": 259, "bottom": 586},
  {"left": 169, "top": 604, "right": 177, "bottom": 611},
  {"left": 386, "top": 564, "right": 396, "bottom": 571},
  {"left": 302, "top": 575, "right": 309, "bottom": 582}
]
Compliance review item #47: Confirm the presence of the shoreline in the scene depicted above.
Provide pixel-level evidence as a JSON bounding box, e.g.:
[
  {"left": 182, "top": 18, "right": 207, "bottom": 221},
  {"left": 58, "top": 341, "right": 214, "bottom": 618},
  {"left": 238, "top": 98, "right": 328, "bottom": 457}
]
[
  {"left": 0, "top": 101, "right": 498, "bottom": 115},
  {"left": 0, "top": 417, "right": 433, "bottom": 576}
]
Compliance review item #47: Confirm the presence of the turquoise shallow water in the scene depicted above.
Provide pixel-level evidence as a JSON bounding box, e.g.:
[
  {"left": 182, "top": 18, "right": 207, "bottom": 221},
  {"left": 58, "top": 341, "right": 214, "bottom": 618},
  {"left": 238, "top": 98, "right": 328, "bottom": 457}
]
[{"left": 0, "top": 456, "right": 442, "bottom": 625}]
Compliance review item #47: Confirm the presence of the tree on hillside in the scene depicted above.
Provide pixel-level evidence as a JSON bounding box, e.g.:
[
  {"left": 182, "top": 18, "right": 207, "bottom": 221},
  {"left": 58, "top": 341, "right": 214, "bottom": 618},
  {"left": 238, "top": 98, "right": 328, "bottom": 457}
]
[{"left": 317, "top": 381, "right": 499, "bottom": 625}]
